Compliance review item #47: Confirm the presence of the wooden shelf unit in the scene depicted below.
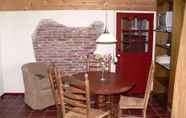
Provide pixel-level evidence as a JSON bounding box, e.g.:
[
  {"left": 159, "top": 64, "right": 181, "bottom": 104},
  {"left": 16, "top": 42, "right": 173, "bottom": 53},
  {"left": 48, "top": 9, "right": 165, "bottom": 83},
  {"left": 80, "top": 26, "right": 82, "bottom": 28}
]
[{"left": 154, "top": 0, "right": 173, "bottom": 109}]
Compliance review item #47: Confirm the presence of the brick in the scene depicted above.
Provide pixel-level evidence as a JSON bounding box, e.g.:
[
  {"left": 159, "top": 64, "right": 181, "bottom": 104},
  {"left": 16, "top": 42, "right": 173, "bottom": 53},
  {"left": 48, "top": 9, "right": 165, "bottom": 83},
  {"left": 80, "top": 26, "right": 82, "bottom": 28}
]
[{"left": 32, "top": 19, "right": 103, "bottom": 75}]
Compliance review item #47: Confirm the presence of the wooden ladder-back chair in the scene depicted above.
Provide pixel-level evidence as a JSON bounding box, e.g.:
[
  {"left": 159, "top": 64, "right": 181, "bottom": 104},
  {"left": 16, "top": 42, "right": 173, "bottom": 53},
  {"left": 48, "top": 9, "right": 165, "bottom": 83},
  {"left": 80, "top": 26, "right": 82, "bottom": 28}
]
[
  {"left": 119, "top": 63, "right": 154, "bottom": 118},
  {"left": 60, "top": 73, "right": 111, "bottom": 118},
  {"left": 49, "top": 64, "right": 110, "bottom": 118},
  {"left": 48, "top": 63, "right": 62, "bottom": 118}
]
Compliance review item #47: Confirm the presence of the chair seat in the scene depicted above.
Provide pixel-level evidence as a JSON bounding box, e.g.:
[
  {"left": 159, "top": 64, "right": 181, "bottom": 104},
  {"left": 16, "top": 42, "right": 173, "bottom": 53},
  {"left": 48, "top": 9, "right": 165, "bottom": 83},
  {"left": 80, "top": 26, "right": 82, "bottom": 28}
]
[
  {"left": 65, "top": 108, "right": 110, "bottom": 118},
  {"left": 119, "top": 96, "right": 145, "bottom": 109}
]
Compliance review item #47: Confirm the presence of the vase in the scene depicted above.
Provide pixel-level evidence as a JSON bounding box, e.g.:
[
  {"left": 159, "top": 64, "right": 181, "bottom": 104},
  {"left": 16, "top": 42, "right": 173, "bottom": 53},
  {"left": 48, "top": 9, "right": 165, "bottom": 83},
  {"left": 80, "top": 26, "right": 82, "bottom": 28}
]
[{"left": 100, "top": 68, "right": 105, "bottom": 81}]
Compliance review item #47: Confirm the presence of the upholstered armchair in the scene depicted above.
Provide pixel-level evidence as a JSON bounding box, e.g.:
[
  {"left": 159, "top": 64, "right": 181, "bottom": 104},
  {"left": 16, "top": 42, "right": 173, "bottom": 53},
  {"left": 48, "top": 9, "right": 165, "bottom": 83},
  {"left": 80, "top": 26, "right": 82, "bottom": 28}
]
[{"left": 22, "top": 62, "right": 54, "bottom": 110}]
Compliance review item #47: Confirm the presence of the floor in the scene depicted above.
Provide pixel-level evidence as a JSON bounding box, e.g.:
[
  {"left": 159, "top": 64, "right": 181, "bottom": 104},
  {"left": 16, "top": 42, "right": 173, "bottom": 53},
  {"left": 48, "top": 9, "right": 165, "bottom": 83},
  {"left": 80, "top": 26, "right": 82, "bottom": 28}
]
[{"left": 0, "top": 94, "right": 170, "bottom": 118}]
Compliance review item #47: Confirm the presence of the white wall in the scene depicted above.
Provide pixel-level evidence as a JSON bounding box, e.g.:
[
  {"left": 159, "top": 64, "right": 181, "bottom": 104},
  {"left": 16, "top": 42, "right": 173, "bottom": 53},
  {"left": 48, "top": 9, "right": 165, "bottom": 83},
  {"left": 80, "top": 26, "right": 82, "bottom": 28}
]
[
  {"left": 0, "top": 10, "right": 116, "bottom": 93},
  {"left": 0, "top": 33, "right": 4, "bottom": 96},
  {"left": 0, "top": 10, "right": 156, "bottom": 93}
]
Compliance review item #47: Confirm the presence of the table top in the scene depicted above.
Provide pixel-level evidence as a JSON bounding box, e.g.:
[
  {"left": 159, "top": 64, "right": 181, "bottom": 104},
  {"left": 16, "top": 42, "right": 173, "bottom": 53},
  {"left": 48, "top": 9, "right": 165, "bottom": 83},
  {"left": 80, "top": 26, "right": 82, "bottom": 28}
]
[{"left": 71, "top": 71, "right": 135, "bottom": 95}]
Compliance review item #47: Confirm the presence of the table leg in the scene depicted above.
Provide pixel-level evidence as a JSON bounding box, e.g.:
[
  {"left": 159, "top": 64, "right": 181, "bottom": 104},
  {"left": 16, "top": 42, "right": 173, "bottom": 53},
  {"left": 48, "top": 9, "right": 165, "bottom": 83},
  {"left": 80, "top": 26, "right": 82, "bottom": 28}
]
[
  {"left": 95, "top": 94, "right": 120, "bottom": 118},
  {"left": 110, "top": 94, "right": 120, "bottom": 118},
  {"left": 95, "top": 95, "right": 107, "bottom": 109}
]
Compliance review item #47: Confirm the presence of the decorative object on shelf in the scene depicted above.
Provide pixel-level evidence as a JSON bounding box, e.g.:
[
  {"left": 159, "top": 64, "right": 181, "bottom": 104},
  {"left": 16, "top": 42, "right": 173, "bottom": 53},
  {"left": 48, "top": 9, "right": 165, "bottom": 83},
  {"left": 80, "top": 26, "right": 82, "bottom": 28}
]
[
  {"left": 157, "top": 11, "right": 173, "bottom": 32},
  {"left": 156, "top": 54, "right": 170, "bottom": 70},
  {"left": 156, "top": 54, "right": 170, "bottom": 64}
]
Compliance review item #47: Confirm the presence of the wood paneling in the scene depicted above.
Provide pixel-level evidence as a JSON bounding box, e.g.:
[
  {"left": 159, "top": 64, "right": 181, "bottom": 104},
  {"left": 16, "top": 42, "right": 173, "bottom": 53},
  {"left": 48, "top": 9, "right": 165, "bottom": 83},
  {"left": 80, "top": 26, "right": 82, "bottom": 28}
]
[
  {"left": 0, "top": 0, "right": 156, "bottom": 10},
  {"left": 168, "top": 0, "right": 186, "bottom": 108},
  {"left": 171, "top": 2, "right": 186, "bottom": 118}
]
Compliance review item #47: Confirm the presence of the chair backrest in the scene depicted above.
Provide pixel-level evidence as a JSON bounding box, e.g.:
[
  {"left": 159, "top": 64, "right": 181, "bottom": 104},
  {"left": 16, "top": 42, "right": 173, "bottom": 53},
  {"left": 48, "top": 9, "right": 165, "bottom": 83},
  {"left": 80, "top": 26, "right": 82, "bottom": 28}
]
[
  {"left": 22, "top": 62, "right": 48, "bottom": 76},
  {"left": 48, "top": 64, "right": 60, "bottom": 107},
  {"left": 144, "top": 63, "right": 154, "bottom": 109},
  {"left": 86, "top": 53, "right": 112, "bottom": 72},
  {"left": 57, "top": 72, "right": 91, "bottom": 118}
]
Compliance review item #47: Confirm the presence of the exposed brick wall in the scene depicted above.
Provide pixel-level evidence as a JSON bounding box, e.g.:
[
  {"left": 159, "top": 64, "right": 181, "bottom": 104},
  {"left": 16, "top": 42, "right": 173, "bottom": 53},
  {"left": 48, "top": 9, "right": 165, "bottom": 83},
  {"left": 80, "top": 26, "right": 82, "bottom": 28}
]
[{"left": 32, "top": 19, "right": 103, "bottom": 76}]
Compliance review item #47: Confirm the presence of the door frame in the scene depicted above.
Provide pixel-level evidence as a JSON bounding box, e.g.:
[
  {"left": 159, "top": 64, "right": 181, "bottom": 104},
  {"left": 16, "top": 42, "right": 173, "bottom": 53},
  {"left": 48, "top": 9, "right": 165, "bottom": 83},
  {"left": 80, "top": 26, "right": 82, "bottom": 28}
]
[{"left": 116, "top": 12, "right": 154, "bottom": 93}]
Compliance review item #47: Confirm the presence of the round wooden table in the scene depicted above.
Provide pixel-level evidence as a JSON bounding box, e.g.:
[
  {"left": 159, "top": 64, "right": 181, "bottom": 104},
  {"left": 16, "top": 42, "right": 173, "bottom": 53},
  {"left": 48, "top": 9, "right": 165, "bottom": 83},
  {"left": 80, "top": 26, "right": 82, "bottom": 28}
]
[{"left": 72, "top": 71, "right": 135, "bottom": 118}]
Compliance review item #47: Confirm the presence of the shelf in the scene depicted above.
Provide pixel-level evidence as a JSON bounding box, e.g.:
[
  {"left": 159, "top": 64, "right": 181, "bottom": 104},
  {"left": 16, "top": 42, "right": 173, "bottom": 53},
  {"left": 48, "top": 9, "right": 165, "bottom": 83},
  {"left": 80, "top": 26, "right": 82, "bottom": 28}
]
[
  {"left": 152, "top": 93, "right": 168, "bottom": 109},
  {"left": 155, "top": 76, "right": 169, "bottom": 88},
  {"left": 155, "top": 0, "right": 173, "bottom": 109},
  {"left": 156, "top": 61, "right": 170, "bottom": 70},
  {"left": 153, "top": 75, "right": 169, "bottom": 95},
  {"left": 123, "top": 41, "right": 147, "bottom": 44},
  {"left": 156, "top": 29, "right": 172, "bottom": 33},
  {"left": 156, "top": 44, "right": 170, "bottom": 49},
  {"left": 122, "top": 29, "right": 149, "bottom": 32},
  {"left": 153, "top": 77, "right": 168, "bottom": 94}
]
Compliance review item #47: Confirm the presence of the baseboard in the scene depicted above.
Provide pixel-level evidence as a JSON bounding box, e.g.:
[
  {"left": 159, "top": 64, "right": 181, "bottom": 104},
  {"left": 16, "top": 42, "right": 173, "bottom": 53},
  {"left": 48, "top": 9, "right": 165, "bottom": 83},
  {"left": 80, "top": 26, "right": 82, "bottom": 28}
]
[
  {"left": 0, "top": 93, "right": 6, "bottom": 99},
  {"left": 1, "top": 92, "right": 24, "bottom": 99},
  {"left": 0, "top": 93, "right": 4, "bottom": 99}
]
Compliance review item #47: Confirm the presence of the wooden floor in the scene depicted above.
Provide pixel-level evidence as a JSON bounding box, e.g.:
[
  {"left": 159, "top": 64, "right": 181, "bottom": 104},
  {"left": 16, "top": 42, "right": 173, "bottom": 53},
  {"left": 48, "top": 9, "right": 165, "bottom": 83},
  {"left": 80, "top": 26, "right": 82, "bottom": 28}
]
[{"left": 0, "top": 94, "right": 170, "bottom": 118}]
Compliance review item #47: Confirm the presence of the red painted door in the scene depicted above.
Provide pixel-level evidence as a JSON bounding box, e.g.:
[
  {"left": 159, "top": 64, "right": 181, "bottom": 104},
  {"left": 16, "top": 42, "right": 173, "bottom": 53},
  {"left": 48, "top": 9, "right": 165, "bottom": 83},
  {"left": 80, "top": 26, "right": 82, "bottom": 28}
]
[{"left": 116, "top": 13, "right": 154, "bottom": 93}]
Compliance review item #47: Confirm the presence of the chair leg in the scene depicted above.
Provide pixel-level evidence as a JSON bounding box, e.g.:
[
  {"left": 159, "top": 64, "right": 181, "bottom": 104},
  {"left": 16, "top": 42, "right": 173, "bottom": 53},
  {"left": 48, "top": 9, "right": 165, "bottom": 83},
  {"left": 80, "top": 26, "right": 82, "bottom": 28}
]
[
  {"left": 110, "top": 95, "right": 114, "bottom": 117},
  {"left": 143, "top": 109, "right": 146, "bottom": 118},
  {"left": 56, "top": 104, "right": 62, "bottom": 118},
  {"left": 107, "top": 113, "right": 112, "bottom": 118},
  {"left": 118, "top": 109, "right": 122, "bottom": 117}
]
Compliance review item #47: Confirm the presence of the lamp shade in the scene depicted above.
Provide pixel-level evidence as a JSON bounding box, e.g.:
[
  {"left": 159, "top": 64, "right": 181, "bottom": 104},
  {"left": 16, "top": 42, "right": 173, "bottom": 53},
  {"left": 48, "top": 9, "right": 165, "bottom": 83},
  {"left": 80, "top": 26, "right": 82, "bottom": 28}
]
[{"left": 96, "top": 32, "right": 117, "bottom": 43}]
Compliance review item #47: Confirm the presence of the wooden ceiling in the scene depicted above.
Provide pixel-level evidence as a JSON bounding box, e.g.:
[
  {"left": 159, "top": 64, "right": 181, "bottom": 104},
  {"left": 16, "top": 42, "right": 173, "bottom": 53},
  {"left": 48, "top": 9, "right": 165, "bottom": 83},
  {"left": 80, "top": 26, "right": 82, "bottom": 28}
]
[{"left": 0, "top": 0, "right": 156, "bottom": 11}]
